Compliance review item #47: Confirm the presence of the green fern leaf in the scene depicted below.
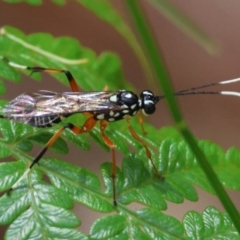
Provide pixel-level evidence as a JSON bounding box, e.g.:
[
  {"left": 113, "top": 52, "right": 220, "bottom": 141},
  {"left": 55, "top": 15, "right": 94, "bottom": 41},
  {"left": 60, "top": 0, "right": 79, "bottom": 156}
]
[
  {"left": 183, "top": 206, "right": 239, "bottom": 239},
  {"left": 0, "top": 26, "right": 239, "bottom": 239}
]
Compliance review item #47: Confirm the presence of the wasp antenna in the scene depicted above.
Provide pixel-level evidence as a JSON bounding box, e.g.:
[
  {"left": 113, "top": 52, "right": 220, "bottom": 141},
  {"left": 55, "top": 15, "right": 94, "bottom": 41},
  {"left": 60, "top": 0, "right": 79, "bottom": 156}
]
[
  {"left": 154, "top": 96, "right": 164, "bottom": 103},
  {"left": 157, "top": 75, "right": 240, "bottom": 99},
  {"left": 173, "top": 90, "right": 240, "bottom": 98},
  {"left": 175, "top": 77, "right": 240, "bottom": 95},
  {"left": 220, "top": 91, "right": 240, "bottom": 97},
  {"left": 219, "top": 77, "right": 240, "bottom": 85},
  {"left": 157, "top": 95, "right": 164, "bottom": 100}
]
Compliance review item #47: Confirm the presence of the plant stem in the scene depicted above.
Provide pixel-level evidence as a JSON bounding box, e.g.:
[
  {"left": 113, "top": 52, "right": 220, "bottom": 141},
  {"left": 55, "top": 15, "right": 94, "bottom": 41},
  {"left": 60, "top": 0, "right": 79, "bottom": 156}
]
[{"left": 125, "top": 0, "right": 240, "bottom": 234}]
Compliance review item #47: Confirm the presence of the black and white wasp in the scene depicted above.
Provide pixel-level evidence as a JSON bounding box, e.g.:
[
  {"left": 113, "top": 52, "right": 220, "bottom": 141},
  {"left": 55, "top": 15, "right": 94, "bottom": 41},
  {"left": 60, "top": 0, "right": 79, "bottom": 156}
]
[{"left": 1, "top": 58, "right": 240, "bottom": 205}]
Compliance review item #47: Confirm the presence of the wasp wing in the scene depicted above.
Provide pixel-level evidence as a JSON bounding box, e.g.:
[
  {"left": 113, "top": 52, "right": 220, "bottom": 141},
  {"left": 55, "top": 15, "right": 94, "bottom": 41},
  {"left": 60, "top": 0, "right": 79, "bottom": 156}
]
[{"left": 2, "top": 90, "right": 123, "bottom": 127}]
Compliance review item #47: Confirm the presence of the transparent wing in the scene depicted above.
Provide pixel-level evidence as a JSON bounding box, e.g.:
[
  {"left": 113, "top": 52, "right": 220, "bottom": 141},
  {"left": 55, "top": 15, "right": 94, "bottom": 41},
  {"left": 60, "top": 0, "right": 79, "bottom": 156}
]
[
  {"left": 2, "top": 90, "right": 123, "bottom": 125},
  {"left": 3, "top": 93, "right": 39, "bottom": 124}
]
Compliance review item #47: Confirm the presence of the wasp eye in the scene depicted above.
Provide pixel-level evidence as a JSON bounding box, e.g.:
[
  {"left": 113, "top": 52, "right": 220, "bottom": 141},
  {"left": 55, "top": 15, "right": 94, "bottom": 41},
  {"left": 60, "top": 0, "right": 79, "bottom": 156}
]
[{"left": 142, "top": 101, "right": 156, "bottom": 115}]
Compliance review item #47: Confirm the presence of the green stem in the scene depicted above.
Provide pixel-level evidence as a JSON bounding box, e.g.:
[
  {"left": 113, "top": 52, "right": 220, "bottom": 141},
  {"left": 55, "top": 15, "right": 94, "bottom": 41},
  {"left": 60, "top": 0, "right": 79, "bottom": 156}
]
[
  {"left": 148, "top": 0, "right": 219, "bottom": 55},
  {"left": 1, "top": 27, "right": 88, "bottom": 65},
  {"left": 125, "top": 0, "right": 240, "bottom": 234}
]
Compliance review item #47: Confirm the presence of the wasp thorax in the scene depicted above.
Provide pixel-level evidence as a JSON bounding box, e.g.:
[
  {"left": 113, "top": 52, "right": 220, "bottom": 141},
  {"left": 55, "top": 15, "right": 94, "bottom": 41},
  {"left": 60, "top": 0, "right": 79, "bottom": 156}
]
[
  {"left": 118, "top": 90, "right": 138, "bottom": 107},
  {"left": 140, "top": 90, "right": 159, "bottom": 116}
]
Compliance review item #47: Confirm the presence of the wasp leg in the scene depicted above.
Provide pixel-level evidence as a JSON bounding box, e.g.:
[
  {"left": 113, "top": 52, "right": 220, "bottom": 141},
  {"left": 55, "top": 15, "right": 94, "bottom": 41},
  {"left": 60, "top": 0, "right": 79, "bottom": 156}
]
[
  {"left": 125, "top": 117, "right": 162, "bottom": 180},
  {"left": 8, "top": 116, "right": 97, "bottom": 193},
  {"left": 2, "top": 57, "right": 79, "bottom": 92},
  {"left": 26, "top": 67, "right": 79, "bottom": 92},
  {"left": 99, "top": 120, "right": 117, "bottom": 206},
  {"left": 103, "top": 85, "right": 109, "bottom": 91},
  {"left": 137, "top": 111, "right": 147, "bottom": 135}
]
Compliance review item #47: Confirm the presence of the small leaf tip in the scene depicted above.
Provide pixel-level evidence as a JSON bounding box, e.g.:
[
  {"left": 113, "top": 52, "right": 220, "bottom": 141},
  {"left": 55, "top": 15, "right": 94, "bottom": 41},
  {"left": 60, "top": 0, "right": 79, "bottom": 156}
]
[{"left": 0, "top": 27, "right": 5, "bottom": 35}]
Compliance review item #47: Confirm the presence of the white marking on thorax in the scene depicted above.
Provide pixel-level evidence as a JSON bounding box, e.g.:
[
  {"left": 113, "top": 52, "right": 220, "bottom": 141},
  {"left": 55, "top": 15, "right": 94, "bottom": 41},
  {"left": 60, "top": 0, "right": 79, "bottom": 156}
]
[
  {"left": 125, "top": 93, "right": 132, "bottom": 98},
  {"left": 110, "top": 95, "right": 117, "bottom": 102},
  {"left": 138, "top": 100, "right": 142, "bottom": 107}
]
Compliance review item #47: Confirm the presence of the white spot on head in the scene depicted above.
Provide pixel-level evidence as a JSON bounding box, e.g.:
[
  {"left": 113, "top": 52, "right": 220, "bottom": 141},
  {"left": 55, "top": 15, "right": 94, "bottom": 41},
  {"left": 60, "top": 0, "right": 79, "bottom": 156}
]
[
  {"left": 123, "top": 110, "right": 129, "bottom": 113},
  {"left": 96, "top": 114, "right": 104, "bottom": 120},
  {"left": 144, "top": 100, "right": 154, "bottom": 105},
  {"left": 143, "top": 90, "right": 153, "bottom": 96},
  {"left": 108, "top": 118, "right": 115, "bottom": 122},
  {"left": 110, "top": 95, "right": 117, "bottom": 102},
  {"left": 131, "top": 104, "right": 137, "bottom": 109}
]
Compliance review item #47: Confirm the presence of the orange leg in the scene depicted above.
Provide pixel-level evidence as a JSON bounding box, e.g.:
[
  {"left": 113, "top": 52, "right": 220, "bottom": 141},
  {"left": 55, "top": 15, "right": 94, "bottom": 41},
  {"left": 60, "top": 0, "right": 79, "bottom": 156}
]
[
  {"left": 27, "top": 67, "right": 79, "bottom": 92},
  {"left": 125, "top": 117, "right": 162, "bottom": 179},
  {"left": 103, "top": 85, "right": 109, "bottom": 91},
  {"left": 2, "top": 59, "right": 80, "bottom": 92},
  {"left": 99, "top": 120, "right": 117, "bottom": 206},
  {"left": 137, "top": 111, "right": 147, "bottom": 135},
  {"left": 9, "top": 116, "right": 97, "bottom": 193},
  {"left": 32, "top": 117, "right": 97, "bottom": 169}
]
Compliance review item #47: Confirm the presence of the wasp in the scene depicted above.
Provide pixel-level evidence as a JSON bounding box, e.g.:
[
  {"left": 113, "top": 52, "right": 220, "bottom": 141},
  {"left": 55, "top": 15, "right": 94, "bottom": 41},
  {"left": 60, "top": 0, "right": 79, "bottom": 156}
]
[
  {"left": 1, "top": 59, "right": 162, "bottom": 206},
  {"left": 1, "top": 58, "right": 240, "bottom": 206}
]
